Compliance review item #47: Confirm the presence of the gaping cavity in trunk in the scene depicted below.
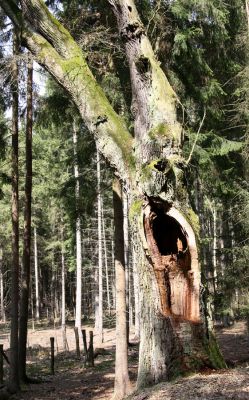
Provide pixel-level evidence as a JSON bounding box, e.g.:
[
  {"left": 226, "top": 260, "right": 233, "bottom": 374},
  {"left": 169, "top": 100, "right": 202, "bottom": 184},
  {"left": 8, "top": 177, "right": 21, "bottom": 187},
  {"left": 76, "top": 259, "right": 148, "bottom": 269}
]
[{"left": 143, "top": 198, "right": 200, "bottom": 323}]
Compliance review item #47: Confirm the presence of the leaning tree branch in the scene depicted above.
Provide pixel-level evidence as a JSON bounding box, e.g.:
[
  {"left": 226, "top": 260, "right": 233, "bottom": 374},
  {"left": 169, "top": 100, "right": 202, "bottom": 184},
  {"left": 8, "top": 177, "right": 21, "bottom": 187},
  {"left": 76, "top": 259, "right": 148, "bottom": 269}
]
[{"left": 0, "top": 0, "right": 135, "bottom": 184}]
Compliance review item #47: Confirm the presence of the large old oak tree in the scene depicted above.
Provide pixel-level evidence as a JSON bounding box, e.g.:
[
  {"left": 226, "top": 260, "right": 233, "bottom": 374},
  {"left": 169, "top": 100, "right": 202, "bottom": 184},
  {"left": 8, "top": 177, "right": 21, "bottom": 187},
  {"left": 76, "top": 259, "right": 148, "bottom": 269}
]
[{"left": 1, "top": 0, "right": 226, "bottom": 392}]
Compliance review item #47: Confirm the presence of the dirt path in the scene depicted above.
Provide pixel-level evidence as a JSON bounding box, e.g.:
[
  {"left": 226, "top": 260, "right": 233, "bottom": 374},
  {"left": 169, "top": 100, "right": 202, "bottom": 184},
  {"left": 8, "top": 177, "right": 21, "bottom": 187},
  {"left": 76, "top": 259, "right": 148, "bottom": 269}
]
[{"left": 1, "top": 321, "right": 249, "bottom": 400}]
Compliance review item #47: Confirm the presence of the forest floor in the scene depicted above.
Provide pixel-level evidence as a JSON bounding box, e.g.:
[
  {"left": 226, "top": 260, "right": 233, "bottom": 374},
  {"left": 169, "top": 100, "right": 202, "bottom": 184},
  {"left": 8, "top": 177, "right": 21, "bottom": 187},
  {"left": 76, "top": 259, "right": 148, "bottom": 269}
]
[{"left": 1, "top": 319, "right": 249, "bottom": 399}]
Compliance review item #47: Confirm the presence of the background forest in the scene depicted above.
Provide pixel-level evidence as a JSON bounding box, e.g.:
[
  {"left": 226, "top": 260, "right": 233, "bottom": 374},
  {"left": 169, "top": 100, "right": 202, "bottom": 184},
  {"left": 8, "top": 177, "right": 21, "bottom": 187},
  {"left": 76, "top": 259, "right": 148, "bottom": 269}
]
[{"left": 0, "top": 0, "right": 249, "bottom": 399}]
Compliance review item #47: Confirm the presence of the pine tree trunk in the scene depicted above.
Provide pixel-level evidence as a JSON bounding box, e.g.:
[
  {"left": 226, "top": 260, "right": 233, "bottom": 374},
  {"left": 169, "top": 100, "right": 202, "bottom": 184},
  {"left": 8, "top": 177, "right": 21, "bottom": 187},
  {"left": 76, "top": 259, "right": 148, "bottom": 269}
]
[
  {"left": 73, "top": 122, "right": 82, "bottom": 331},
  {"left": 60, "top": 219, "right": 68, "bottom": 352},
  {"left": 9, "top": 28, "right": 20, "bottom": 393},
  {"left": 95, "top": 149, "right": 103, "bottom": 343},
  {"left": 34, "top": 226, "right": 40, "bottom": 320},
  {"left": 123, "top": 192, "right": 130, "bottom": 342},
  {"left": 19, "top": 60, "right": 33, "bottom": 382},
  {"left": 246, "top": 0, "right": 249, "bottom": 30},
  {"left": 0, "top": 247, "right": 5, "bottom": 322},
  {"left": 113, "top": 178, "right": 131, "bottom": 400},
  {"left": 101, "top": 200, "right": 111, "bottom": 315},
  {"left": 132, "top": 241, "right": 140, "bottom": 339}
]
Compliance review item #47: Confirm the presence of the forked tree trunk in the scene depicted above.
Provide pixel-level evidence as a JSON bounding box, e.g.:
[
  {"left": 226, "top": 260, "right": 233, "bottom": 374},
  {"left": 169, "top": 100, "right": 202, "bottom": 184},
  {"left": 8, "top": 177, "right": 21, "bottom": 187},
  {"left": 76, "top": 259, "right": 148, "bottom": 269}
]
[
  {"left": 113, "top": 178, "right": 131, "bottom": 399},
  {"left": 19, "top": 59, "right": 33, "bottom": 382},
  {"left": 1, "top": 0, "right": 226, "bottom": 392},
  {"left": 9, "top": 28, "right": 20, "bottom": 393}
]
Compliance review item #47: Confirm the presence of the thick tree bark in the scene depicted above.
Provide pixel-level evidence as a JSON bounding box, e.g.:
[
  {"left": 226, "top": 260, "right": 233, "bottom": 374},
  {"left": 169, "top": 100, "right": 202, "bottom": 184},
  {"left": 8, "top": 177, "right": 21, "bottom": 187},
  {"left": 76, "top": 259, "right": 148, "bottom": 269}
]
[
  {"left": 9, "top": 28, "right": 20, "bottom": 393},
  {"left": 108, "top": 0, "right": 182, "bottom": 166},
  {"left": 0, "top": 0, "right": 134, "bottom": 184},
  {"left": 113, "top": 178, "right": 131, "bottom": 400},
  {"left": 19, "top": 60, "right": 33, "bottom": 382}
]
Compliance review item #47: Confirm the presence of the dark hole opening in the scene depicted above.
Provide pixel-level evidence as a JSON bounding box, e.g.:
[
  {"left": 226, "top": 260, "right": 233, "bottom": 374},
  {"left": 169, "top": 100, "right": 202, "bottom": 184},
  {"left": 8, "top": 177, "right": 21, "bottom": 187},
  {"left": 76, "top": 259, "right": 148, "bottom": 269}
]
[
  {"left": 152, "top": 207, "right": 187, "bottom": 256},
  {"left": 128, "top": 5, "right": 132, "bottom": 11}
]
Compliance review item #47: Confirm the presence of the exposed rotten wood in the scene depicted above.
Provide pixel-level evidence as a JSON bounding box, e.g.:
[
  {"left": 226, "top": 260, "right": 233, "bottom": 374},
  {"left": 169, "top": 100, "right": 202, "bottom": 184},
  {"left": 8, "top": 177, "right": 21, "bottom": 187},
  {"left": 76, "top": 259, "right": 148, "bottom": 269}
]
[{"left": 143, "top": 201, "right": 200, "bottom": 322}]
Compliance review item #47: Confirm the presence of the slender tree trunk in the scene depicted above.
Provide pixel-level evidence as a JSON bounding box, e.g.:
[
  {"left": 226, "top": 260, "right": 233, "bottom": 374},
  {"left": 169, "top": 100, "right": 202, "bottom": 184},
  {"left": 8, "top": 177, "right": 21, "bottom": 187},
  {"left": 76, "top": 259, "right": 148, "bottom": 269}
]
[
  {"left": 9, "top": 28, "right": 20, "bottom": 393},
  {"left": 95, "top": 149, "right": 103, "bottom": 343},
  {"left": 113, "top": 178, "right": 131, "bottom": 400},
  {"left": 19, "top": 60, "right": 33, "bottom": 382},
  {"left": 73, "top": 122, "right": 82, "bottom": 331},
  {"left": 101, "top": 200, "right": 111, "bottom": 315},
  {"left": 212, "top": 203, "right": 217, "bottom": 294},
  {"left": 123, "top": 191, "right": 130, "bottom": 342},
  {"left": 34, "top": 226, "right": 40, "bottom": 320},
  {"left": 61, "top": 221, "right": 68, "bottom": 352},
  {"left": 0, "top": 248, "right": 5, "bottom": 322},
  {"left": 132, "top": 242, "right": 140, "bottom": 339},
  {"left": 111, "top": 231, "right": 116, "bottom": 310},
  {"left": 246, "top": 0, "right": 249, "bottom": 30}
]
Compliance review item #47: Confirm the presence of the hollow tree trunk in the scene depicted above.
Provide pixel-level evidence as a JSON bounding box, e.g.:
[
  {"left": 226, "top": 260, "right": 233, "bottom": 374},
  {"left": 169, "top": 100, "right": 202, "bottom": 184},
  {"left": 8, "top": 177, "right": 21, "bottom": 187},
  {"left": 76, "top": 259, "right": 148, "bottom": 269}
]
[
  {"left": 19, "top": 59, "right": 33, "bottom": 382},
  {"left": 1, "top": 0, "right": 226, "bottom": 391}
]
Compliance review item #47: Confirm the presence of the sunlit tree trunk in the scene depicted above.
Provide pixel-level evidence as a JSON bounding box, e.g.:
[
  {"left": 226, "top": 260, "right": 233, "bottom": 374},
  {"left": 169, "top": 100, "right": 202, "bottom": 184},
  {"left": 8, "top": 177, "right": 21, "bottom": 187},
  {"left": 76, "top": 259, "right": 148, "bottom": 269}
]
[
  {"left": 19, "top": 59, "right": 33, "bottom": 382},
  {"left": 123, "top": 191, "right": 130, "bottom": 342},
  {"left": 132, "top": 242, "right": 140, "bottom": 339},
  {"left": 73, "top": 122, "right": 82, "bottom": 332},
  {"left": 0, "top": 247, "right": 5, "bottom": 322},
  {"left": 101, "top": 200, "right": 111, "bottom": 315},
  {"left": 34, "top": 226, "right": 40, "bottom": 320},
  {"left": 61, "top": 220, "right": 68, "bottom": 352},
  {"left": 95, "top": 149, "right": 103, "bottom": 343},
  {"left": 113, "top": 178, "right": 131, "bottom": 400}
]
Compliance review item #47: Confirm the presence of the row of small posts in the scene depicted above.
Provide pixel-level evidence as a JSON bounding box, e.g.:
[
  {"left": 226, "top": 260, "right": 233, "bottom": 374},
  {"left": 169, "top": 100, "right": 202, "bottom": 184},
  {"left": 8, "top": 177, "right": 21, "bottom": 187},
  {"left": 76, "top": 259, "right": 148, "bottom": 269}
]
[
  {"left": 0, "top": 344, "right": 9, "bottom": 385},
  {"left": 50, "top": 329, "right": 94, "bottom": 375},
  {"left": 0, "top": 330, "right": 94, "bottom": 383}
]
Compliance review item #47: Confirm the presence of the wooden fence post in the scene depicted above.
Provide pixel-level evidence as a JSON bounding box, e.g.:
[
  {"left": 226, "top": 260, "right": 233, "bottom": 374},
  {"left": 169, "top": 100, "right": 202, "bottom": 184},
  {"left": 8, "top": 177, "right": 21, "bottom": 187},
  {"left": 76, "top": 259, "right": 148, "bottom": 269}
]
[
  {"left": 0, "top": 344, "right": 3, "bottom": 384},
  {"left": 50, "top": 337, "right": 55, "bottom": 375},
  {"left": 88, "top": 331, "right": 94, "bottom": 367},
  {"left": 74, "top": 327, "right": 80, "bottom": 358}
]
